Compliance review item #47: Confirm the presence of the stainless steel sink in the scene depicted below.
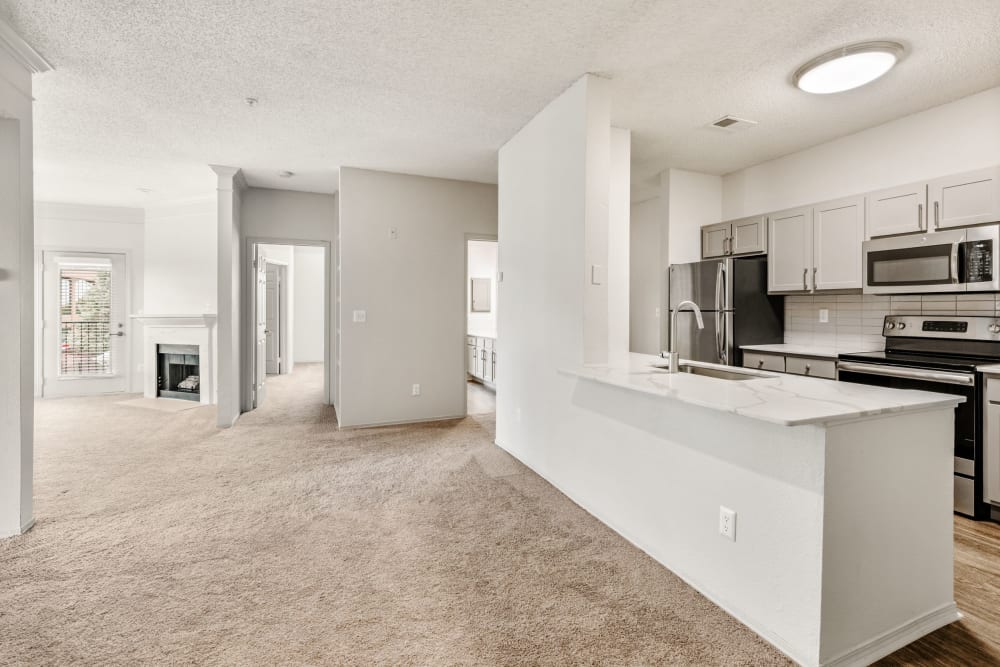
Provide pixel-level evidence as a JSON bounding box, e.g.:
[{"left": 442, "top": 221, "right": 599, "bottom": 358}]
[{"left": 651, "top": 363, "right": 770, "bottom": 381}]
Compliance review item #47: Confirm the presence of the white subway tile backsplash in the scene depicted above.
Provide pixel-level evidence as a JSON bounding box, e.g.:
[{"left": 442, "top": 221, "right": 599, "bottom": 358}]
[{"left": 782, "top": 293, "right": 1000, "bottom": 351}]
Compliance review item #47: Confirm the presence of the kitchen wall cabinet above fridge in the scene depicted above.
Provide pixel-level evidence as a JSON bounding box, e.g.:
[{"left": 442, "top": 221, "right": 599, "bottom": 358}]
[
  {"left": 701, "top": 215, "right": 766, "bottom": 259},
  {"left": 867, "top": 166, "right": 1000, "bottom": 238}
]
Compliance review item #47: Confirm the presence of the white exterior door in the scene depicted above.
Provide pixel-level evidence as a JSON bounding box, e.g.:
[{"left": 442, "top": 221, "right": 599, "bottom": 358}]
[
  {"left": 265, "top": 264, "right": 280, "bottom": 375},
  {"left": 42, "top": 251, "right": 127, "bottom": 396}
]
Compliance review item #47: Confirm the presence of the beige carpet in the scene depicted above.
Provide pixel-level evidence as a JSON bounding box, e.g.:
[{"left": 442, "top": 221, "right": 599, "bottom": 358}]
[{"left": 1, "top": 363, "right": 790, "bottom": 665}]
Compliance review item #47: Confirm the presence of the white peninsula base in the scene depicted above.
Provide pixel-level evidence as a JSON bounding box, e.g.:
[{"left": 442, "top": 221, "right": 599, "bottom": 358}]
[{"left": 499, "top": 357, "right": 962, "bottom": 667}]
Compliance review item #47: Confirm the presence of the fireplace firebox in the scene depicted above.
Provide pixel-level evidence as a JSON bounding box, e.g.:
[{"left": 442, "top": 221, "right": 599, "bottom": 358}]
[{"left": 157, "top": 344, "right": 200, "bottom": 402}]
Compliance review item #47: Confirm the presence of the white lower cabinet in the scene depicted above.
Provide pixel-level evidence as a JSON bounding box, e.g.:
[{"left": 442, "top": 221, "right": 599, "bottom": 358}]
[
  {"left": 985, "top": 375, "right": 1000, "bottom": 505},
  {"left": 468, "top": 336, "right": 496, "bottom": 384}
]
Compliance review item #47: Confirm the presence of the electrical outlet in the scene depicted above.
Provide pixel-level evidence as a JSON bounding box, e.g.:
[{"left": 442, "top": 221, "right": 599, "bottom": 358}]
[
  {"left": 411, "top": 384, "right": 420, "bottom": 396},
  {"left": 353, "top": 310, "right": 367, "bottom": 323},
  {"left": 655, "top": 307, "right": 660, "bottom": 318},
  {"left": 719, "top": 506, "right": 737, "bottom": 541},
  {"left": 819, "top": 308, "right": 829, "bottom": 323},
  {"left": 389, "top": 227, "right": 398, "bottom": 240}
]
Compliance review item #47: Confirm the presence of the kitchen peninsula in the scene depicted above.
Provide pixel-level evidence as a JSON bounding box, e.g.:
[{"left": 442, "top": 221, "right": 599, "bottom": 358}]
[{"left": 550, "top": 355, "right": 963, "bottom": 666}]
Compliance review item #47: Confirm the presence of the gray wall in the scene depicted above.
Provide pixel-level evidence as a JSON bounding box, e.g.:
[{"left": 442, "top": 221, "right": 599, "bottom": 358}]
[{"left": 338, "top": 168, "right": 497, "bottom": 427}]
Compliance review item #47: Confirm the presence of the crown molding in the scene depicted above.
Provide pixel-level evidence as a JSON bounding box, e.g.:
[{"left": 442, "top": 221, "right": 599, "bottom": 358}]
[{"left": 0, "top": 19, "right": 52, "bottom": 74}]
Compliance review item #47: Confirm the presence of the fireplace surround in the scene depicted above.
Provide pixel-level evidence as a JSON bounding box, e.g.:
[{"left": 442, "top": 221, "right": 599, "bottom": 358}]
[{"left": 132, "top": 314, "right": 216, "bottom": 405}]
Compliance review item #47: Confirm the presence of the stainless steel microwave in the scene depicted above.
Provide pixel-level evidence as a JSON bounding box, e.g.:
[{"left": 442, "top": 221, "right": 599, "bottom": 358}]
[{"left": 863, "top": 225, "right": 1000, "bottom": 294}]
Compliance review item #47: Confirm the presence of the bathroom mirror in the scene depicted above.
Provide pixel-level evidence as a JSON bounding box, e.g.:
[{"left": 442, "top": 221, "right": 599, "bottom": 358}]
[{"left": 471, "top": 278, "right": 491, "bottom": 312}]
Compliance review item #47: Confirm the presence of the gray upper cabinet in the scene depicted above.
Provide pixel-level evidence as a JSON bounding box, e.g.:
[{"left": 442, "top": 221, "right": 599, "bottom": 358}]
[
  {"left": 701, "top": 222, "right": 730, "bottom": 259},
  {"left": 866, "top": 181, "right": 926, "bottom": 238},
  {"left": 768, "top": 207, "right": 813, "bottom": 293},
  {"left": 813, "top": 196, "right": 865, "bottom": 290},
  {"left": 929, "top": 166, "right": 1000, "bottom": 230},
  {"left": 701, "top": 216, "right": 766, "bottom": 259},
  {"left": 731, "top": 216, "right": 767, "bottom": 255}
]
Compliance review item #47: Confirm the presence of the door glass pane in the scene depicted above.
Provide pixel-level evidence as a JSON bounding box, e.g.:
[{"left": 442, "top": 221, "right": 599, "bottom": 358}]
[{"left": 59, "top": 264, "right": 113, "bottom": 376}]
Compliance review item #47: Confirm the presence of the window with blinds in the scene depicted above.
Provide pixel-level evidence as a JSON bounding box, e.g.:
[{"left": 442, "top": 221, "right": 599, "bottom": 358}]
[{"left": 59, "top": 266, "right": 113, "bottom": 376}]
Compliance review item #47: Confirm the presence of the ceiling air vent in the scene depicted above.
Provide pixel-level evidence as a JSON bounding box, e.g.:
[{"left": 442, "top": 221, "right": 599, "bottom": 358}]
[{"left": 708, "top": 115, "right": 758, "bottom": 132}]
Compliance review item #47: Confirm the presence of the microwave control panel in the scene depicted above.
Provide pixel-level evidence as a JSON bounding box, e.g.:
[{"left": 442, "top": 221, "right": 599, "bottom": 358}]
[{"left": 965, "top": 240, "right": 994, "bottom": 282}]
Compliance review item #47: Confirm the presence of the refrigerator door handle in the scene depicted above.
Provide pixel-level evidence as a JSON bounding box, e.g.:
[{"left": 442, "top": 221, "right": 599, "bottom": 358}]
[{"left": 715, "top": 263, "right": 725, "bottom": 362}]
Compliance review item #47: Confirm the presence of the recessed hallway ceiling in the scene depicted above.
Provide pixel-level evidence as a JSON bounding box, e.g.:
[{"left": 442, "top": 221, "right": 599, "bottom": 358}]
[{"left": 3, "top": 0, "right": 1000, "bottom": 207}]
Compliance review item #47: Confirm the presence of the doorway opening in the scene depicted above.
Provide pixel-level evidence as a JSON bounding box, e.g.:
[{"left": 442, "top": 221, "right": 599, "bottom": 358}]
[
  {"left": 246, "top": 242, "right": 331, "bottom": 416},
  {"left": 40, "top": 251, "right": 129, "bottom": 397},
  {"left": 465, "top": 237, "right": 498, "bottom": 415}
]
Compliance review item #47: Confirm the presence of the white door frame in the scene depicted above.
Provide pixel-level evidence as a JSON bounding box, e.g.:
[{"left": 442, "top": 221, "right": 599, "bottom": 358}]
[
  {"left": 464, "top": 234, "right": 498, "bottom": 416},
  {"left": 36, "top": 248, "right": 133, "bottom": 397},
  {"left": 242, "top": 238, "right": 332, "bottom": 413}
]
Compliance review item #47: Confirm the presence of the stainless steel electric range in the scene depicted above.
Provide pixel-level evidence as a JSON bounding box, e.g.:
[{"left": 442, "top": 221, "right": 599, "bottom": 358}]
[{"left": 838, "top": 315, "right": 1000, "bottom": 520}]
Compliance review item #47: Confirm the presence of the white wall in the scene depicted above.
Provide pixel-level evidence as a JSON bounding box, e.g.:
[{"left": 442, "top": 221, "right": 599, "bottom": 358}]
[
  {"left": 466, "top": 240, "right": 498, "bottom": 338},
  {"left": 144, "top": 197, "right": 217, "bottom": 314},
  {"left": 34, "top": 203, "right": 146, "bottom": 393},
  {"left": 723, "top": 85, "right": 1000, "bottom": 219},
  {"left": 0, "top": 32, "right": 37, "bottom": 537},
  {"left": 240, "top": 187, "right": 337, "bottom": 407},
  {"left": 338, "top": 167, "right": 497, "bottom": 428},
  {"left": 293, "top": 246, "right": 325, "bottom": 362},
  {"left": 629, "top": 197, "right": 661, "bottom": 355},
  {"left": 214, "top": 166, "right": 244, "bottom": 428},
  {"left": 664, "top": 168, "right": 723, "bottom": 266}
]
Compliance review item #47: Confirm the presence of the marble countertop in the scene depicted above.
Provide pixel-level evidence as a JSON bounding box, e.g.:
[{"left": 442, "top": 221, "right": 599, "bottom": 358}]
[
  {"left": 561, "top": 354, "right": 963, "bottom": 427},
  {"left": 740, "top": 344, "right": 881, "bottom": 359}
]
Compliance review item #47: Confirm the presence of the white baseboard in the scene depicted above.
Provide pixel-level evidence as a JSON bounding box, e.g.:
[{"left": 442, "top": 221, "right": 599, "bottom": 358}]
[
  {"left": 1, "top": 517, "right": 36, "bottom": 540},
  {"left": 341, "top": 413, "right": 466, "bottom": 430},
  {"left": 821, "top": 603, "right": 961, "bottom": 667}
]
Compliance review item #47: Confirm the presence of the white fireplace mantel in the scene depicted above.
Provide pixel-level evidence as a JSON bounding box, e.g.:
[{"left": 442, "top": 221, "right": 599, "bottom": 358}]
[{"left": 132, "top": 314, "right": 218, "bottom": 405}]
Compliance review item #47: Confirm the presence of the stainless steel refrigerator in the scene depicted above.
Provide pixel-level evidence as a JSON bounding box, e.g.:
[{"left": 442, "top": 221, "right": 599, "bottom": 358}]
[{"left": 667, "top": 255, "right": 783, "bottom": 366}]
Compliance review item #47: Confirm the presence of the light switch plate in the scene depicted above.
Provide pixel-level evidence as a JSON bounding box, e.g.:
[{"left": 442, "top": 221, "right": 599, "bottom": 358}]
[
  {"left": 353, "top": 310, "right": 367, "bottom": 323},
  {"left": 819, "top": 308, "right": 829, "bottom": 323},
  {"left": 591, "top": 264, "right": 606, "bottom": 285}
]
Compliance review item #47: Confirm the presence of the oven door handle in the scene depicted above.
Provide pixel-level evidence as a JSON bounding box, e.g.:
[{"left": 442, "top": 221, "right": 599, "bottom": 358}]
[{"left": 838, "top": 361, "right": 974, "bottom": 386}]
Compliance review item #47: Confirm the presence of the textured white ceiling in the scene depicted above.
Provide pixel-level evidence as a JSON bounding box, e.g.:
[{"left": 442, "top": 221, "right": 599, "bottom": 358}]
[{"left": 2, "top": 1, "right": 999, "bottom": 207}]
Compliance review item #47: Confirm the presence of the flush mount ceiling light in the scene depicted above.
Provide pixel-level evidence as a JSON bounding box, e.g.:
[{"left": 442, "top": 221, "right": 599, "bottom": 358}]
[
  {"left": 793, "top": 41, "right": 903, "bottom": 94},
  {"left": 244, "top": 96, "right": 259, "bottom": 107},
  {"left": 278, "top": 170, "right": 294, "bottom": 178}
]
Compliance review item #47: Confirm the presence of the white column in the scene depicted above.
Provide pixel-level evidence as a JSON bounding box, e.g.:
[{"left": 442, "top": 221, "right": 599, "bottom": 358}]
[
  {"left": 0, "top": 20, "right": 50, "bottom": 538},
  {"left": 210, "top": 165, "right": 246, "bottom": 428},
  {"left": 607, "top": 127, "right": 631, "bottom": 367}
]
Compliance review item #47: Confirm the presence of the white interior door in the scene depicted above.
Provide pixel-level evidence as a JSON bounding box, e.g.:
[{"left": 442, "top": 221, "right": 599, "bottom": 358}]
[
  {"left": 254, "top": 251, "right": 268, "bottom": 407},
  {"left": 42, "top": 251, "right": 127, "bottom": 397},
  {"left": 265, "top": 264, "right": 280, "bottom": 375}
]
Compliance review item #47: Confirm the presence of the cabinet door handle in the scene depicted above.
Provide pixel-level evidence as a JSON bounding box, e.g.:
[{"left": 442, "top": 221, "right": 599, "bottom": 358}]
[
  {"left": 934, "top": 201, "right": 940, "bottom": 230},
  {"left": 805, "top": 364, "right": 811, "bottom": 374},
  {"left": 803, "top": 268, "right": 808, "bottom": 290},
  {"left": 757, "top": 360, "right": 765, "bottom": 368},
  {"left": 725, "top": 237, "right": 732, "bottom": 254},
  {"left": 918, "top": 203, "right": 924, "bottom": 231},
  {"left": 813, "top": 267, "right": 818, "bottom": 291}
]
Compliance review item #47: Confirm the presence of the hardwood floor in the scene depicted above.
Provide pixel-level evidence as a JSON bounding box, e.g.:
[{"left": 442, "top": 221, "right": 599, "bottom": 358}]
[{"left": 878, "top": 517, "right": 1000, "bottom": 665}]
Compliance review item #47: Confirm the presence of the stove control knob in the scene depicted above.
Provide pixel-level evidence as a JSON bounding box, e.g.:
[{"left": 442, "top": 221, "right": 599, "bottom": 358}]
[
  {"left": 886, "top": 321, "right": 896, "bottom": 330},
  {"left": 898, "top": 322, "right": 906, "bottom": 330},
  {"left": 990, "top": 324, "right": 1000, "bottom": 334}
]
